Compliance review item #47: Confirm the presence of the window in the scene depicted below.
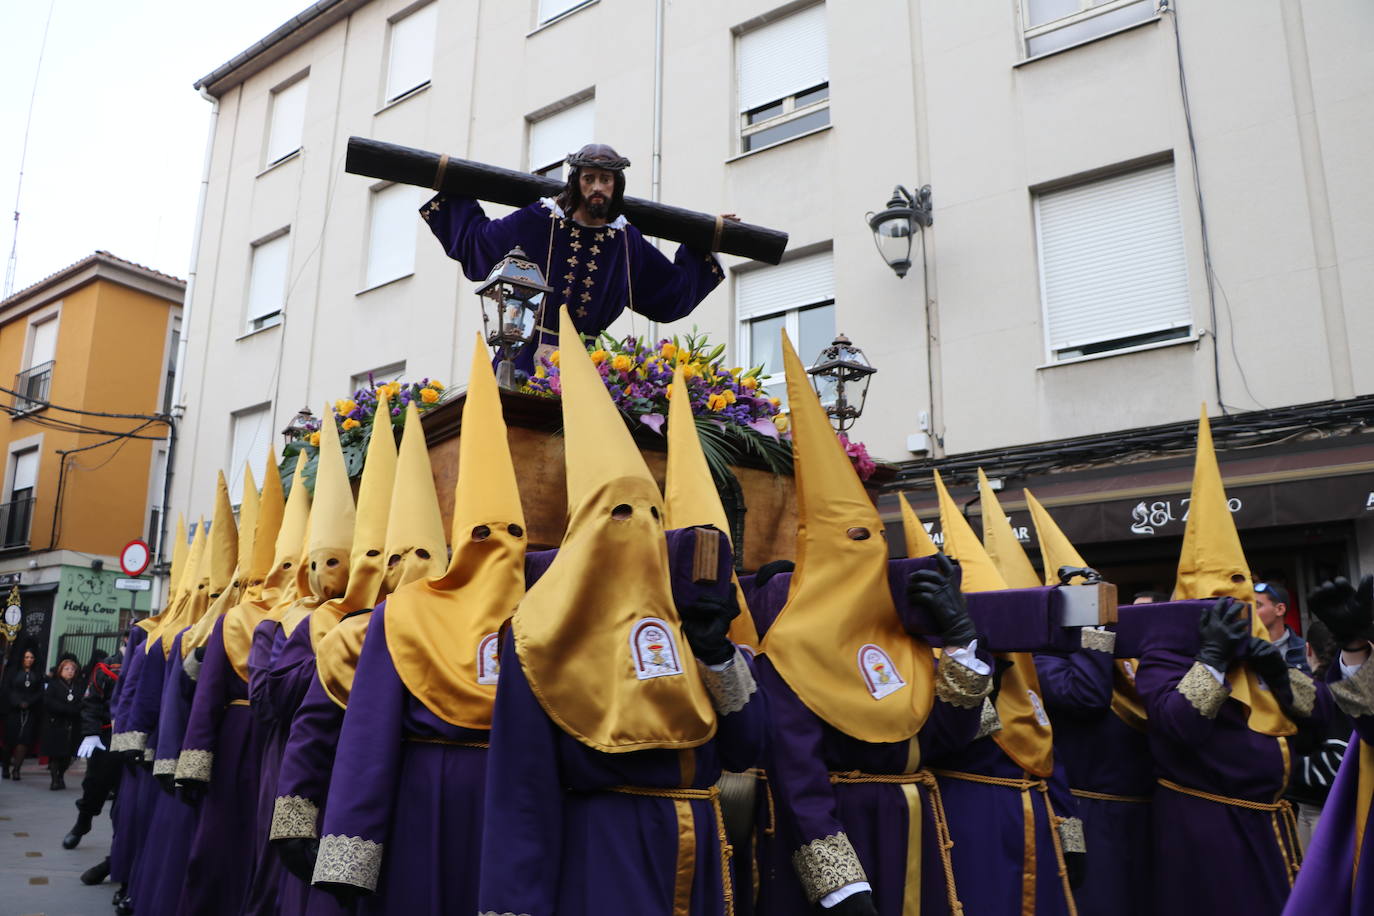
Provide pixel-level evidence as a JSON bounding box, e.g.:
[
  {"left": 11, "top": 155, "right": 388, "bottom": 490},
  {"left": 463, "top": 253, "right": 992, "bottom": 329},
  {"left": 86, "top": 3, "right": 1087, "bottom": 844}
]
[
  {"left": 351, "top": 362, "right": 406, "bottom": 395},
  {"left": 1021, "top": 0, "right": 1157, "bottom": 57},
  {"left": 528, "top": 98, "right": 595, "bottom": 179},
  {"left": 736, "top": 250, "right": 835, "bottom": 405},
  {"left": 16, "top": 317, "right": 57, "bottom": 411},
  {"left": 5, "top": 449, "right": 37, "bottom": 548},
  {"left": 384, "top": 3, "right": 437, "bottom": 104},
  {"left": 537, "top": 0, "right": 594, "bottom": 25},
  {"left": 365, "top": 184, "right": 423, "bottom": 289},
  {"left": 163, "top": 320, "right": 180, "bottom": 415},
  {"left": 1035, "top": 161, "right": 1191, "bottom": 361},
  {"left": 246, "top": 232, "right": 289, "bottom": 332},
  {"left": 265, "top": 75, "right": 308, "bottom": 167},
  {"left": 737, "top": 4, "right": 829, "bottom": 153},
  {"left": 229, "top": 406, "right": 273, "bottom": 498}
]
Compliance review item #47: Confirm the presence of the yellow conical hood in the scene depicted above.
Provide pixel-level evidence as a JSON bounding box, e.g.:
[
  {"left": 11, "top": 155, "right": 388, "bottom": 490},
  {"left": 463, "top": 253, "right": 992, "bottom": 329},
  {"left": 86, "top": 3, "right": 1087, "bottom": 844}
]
[
  {"left": 307, "top": 403, "right": 355, "bottom": 597},
  {"left": 251, "top": 450, "right": 285, "bottom": 585},
  {"left": 366, "top": 337, "right": 527, "bottom": 725},
  {"left": 1174, "top": 407, "right": 1291, "bottom": 736},
  {"left": 169, "top": 514, "right": 189, "bottom": 604},
  {"left": 310, "top": 397, "right": 394, "bottom": 648},
  {"left": 150, "top": 514, "right": 204, "bottom": 654},
  {"left": 208, "top": 471, "right": 239, "bottom": 600},
  {"left": 234, "top": 464, "right": 260, "bottom": 599},
  {"left": 898, "top": 492, "right": 938, "bottom": 558},
  {"left": 268, "top": 452, "right": 311, "bottom": 608},
  {"left": 977, "top": 470, "right": 1040, "bottom": 590},
  {"left": 1024, "top": 490, "right": 1087, "bottom": 587},
  {"left": 760, "top": 332, "right": 935, "bottom": 743},
  {"left": 932, "top": 471, "right": 1006, "bottom": 591},
  {"left": 381, "top": 402, "right": 447, "bottom": 595},
  {"left": 664, "top": 364, "right": 759, "bottom": 650},
  {"left": 220, "top": 449, "right": 292, "bottom": 681},
  {"left": 512, "top": 307, "right": 715, "bottom": 752}
]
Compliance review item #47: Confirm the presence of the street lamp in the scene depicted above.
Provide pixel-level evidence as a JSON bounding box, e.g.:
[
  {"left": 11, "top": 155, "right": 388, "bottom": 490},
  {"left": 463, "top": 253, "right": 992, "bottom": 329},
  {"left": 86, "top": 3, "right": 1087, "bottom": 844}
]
[
  {"left": 866, "top": 185, "right": 933, "bottom": 278},
  {"left": 474, "top": 246, "right": 553, "bottom": 388},
  {"left": 806, "top": 334, "right": 877, "bottom": 433},
  {"left": 281, "top": 406, "right": 316, "bottom": 446}
]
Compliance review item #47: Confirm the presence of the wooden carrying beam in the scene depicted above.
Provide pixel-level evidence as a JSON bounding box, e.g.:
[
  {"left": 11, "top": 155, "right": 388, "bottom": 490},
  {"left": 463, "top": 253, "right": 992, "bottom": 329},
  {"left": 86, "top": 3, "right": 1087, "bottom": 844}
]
[{"left": 346, "top": 136, "right": 789, "bottom": 264}]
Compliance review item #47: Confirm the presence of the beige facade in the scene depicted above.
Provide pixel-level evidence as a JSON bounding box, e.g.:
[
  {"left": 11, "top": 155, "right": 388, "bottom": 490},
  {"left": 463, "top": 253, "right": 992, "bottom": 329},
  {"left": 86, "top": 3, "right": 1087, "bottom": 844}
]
[{"left": 170, "top": 0, "right": 1374, "bottom": 523}]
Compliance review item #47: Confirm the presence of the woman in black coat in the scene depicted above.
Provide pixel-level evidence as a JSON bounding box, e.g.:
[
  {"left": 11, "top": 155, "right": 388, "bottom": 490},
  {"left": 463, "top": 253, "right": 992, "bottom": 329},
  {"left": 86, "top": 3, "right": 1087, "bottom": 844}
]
[
  {"left": 43, "top": 653, "right": 83, "bottom": 789},
  {"left": 4, "top": 648, "right": 43, "bottom": 780}
]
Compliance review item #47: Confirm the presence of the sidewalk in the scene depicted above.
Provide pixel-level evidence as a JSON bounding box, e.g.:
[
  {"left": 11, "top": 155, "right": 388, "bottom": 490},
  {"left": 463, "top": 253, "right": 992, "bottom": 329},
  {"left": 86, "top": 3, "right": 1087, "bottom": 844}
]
[{"left": 0, "top": 759, "right": 116, "bottom": 916}]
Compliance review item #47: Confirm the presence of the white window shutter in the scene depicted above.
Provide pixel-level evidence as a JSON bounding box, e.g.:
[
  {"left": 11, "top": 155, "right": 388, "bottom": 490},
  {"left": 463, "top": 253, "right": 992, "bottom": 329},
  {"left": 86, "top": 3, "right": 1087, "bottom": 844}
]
[
  {"left": 246, "top": 234, "right": 290, "bottom": 324},
  {"left": 266, "top": 77, "right": 307, "bottom": 165},
  {"left": 738, "top": 4, "right": 828, "bottom": 112},
  {"left": 1036, "top": 163, "right": 1191, "bottom": 353},
  {"left": 736, "top": 250, "right": 834, "bottom": 320},
  {"left": 386, "top": 3, "right": 437, "bottom": 102},
  {"left": 366, "top": 184, "right": 422, "bottom": 288},
  {"left": 529, "top": 100, "right": 596, "bottom": 174},
  {"left": 11, "top": 451, "right": 38, "bottom": 494},
  {"left": 29, "top": 319, "right": 57, "bottom": 368},
  {"left": 229, "top": 407, "right": 272, "bottom": 498}
]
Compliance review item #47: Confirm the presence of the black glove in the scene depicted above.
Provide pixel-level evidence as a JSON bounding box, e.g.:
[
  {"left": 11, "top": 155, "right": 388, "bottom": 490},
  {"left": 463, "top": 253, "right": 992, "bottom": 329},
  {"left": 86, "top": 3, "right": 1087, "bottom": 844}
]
[
  {"left": 1195, "top": 597, "right": 1249, "bottom": 672},
  {"left": 679, "top": 594, "right": 739, "bottom": 666},
  {"left": 824, "top": 890, "right": 879, "bottom": 916},
  {"left": 155, "top": 773, "right": 175, "bottom": 796},
  {"left": 754, "top": 559, "right": 795, "bottom": 590},
  {"left": 177, "top": 781, "right": 206, "bottom": 806},
  {"left": 194, "top": 645, "right": 207, "bottom": 663},
  {"left": 1246, "top": 636, "right": 1294, "bottom": 710},
  {"left": 906, "top": 553, "right": 977, "bottom": 647},
  {"left": 273, "top": 837, "right": 320, "bottom": 883},
  {"left": 1308, "top": 575, "right": 1374, "bottom": 648},
  {"left": 317, "top": 882, "right": 364, "bottom": 906},
  {"left": 1065, "top": 851, "right": 1087, "bottom": 889}
]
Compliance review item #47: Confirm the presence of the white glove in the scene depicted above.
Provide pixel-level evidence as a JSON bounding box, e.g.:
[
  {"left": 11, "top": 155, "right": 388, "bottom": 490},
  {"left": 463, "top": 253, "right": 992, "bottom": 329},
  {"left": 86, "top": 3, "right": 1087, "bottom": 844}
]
[{"left": 77, "top": 735, "right": 105, "bottom": 758}]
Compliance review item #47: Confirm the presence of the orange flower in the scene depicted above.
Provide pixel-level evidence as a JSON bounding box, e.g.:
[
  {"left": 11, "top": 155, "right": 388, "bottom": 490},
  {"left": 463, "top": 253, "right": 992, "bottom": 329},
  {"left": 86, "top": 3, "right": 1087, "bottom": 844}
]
[
  {"left": 342, "top": 418, "right": 361, "bottom": 431},
  {"left": 419, "top": 387, "right": 439, "bottom": 404},
  {"left": 309, "top": 431, "right": 320, "bottom": 447},
  {"left": 707, "top": 393, "right": 728, "bottom": 411},
  {"left": 741, "top": 377, "right": 759, "bottom": 390},
  {"left": 590, "top": 349, "right": 609, "bottom": 365}
]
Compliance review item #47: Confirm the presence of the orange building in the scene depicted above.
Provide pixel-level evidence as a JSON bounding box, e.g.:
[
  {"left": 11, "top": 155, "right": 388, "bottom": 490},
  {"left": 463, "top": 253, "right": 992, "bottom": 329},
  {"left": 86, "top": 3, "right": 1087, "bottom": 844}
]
[{"left": 0, "top": 252, "right": 183, "bottom": 670}]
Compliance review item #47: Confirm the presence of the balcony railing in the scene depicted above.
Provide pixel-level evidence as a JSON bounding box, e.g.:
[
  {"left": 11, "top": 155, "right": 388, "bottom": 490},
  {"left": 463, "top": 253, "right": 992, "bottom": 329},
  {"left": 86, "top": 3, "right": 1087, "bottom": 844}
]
[
  {"left": 14, "top": 361, "right": 53, "bottom": 413},
  {"left": 0, "top": 496, "right": 36, "bottom": 550}
]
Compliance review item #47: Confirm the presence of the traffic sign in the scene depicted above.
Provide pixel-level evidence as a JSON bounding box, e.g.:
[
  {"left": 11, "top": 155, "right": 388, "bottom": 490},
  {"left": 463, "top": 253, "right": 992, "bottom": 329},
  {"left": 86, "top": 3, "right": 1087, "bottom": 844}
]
[
  {"left": 115, "top": 578, "right": 151, "bottom": 591},
  {"left": 120, "top": 540, "right": 151, "bottom": 577}
]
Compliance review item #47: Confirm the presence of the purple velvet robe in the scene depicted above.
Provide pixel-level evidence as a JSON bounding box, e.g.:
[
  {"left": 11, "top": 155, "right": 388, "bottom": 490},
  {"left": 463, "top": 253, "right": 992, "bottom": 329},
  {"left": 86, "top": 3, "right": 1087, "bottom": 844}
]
[
  {"left": 421, "top": 195, "right": 723, "bottom": 375},
  {"left": 176, "top": 615, "right": 267, "bottom": 915},
  {"left": 1137, "top": 647, "right": 1334, "bottom": 915},
  {"left": 1284, "top": 723, "right": 1374, "bottom": 915},
  {"left": 1036, "top": 646, "right": 1153, "bottom": 915},
  {"left": 108, "top": 625, "right": 150, "bottom": 886}
]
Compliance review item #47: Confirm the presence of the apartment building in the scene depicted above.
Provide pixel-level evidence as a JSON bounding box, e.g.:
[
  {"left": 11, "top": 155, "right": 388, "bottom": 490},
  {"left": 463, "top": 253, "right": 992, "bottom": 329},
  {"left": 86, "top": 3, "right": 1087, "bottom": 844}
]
[{"left": 171, "top": 0, "right": 1373, "bottom": 605}]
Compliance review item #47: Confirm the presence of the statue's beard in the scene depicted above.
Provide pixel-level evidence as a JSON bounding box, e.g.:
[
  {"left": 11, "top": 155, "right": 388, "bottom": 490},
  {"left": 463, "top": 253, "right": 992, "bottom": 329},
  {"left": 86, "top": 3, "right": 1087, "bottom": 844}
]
[{"left": 584, "top": 195, "right": 610, "bottom": 220}]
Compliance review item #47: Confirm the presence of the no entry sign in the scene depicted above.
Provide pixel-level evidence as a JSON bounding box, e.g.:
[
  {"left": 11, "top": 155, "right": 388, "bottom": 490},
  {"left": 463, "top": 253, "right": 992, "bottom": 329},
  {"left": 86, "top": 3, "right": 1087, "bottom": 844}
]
[{"left": 120, "top": 539, "right": 151, "bottom": 577}]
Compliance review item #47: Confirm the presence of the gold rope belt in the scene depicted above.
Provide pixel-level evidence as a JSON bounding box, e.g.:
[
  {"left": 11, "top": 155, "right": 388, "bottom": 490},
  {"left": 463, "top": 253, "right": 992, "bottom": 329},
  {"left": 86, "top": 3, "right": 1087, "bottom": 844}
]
[
  {"left": 829, "top": 770, "right": 963, "bottom": 916},
  {"left": 931, "top": 769, "right": 1078, "bottom": 916},
  {"left": 228, "top": 699, "right": 251, "bottom": 707},
  {"left": 1071, "top": 788, "right": 1151, "bottom": 804},
  {"left": 1156, "top": 778, "right": 1302, "bottom": 884},
  {"left": 606, "top": 784, "right": 733, "bottom": 916},
  {"left": 742, "top": 768, "right": 776, "bottom": 837},
  {"left": 401, "top": 737, "right": 489, "bottom": 749}
]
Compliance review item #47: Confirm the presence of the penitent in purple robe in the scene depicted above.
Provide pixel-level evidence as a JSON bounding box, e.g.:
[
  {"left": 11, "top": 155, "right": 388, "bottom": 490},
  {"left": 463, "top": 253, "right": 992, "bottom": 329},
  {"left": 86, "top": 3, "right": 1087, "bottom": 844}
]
[
  {"left": 1036, "top": 638, "right": 1153, "bottom": 915},
  {"left": 1136, "top": 647, "right": 1337, "bottom": 915},
  {"left": 421, "top": 195, "right": 723, "bottom": 375},
  {"left": 108, "top": 624, "right": 150, "bottom": 887},
  {"left": 175, "top": 615, "right": 268, "bottom": 915}
]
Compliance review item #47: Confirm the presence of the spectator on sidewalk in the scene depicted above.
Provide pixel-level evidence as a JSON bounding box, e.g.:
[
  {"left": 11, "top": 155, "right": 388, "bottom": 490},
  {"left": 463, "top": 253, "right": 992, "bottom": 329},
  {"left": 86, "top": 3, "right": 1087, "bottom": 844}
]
[
  {"left": 1256, "top": 582, "right": 1310, "bottom": 672},
  {"left": 43, "top": 654, "right": 83, "bottom": 790},
  {"left": 1287, "top": 620, "right": 1351, "bottom": 850},
  {"left": 5, "top": 647, "right": 44, "bottom": 780}
]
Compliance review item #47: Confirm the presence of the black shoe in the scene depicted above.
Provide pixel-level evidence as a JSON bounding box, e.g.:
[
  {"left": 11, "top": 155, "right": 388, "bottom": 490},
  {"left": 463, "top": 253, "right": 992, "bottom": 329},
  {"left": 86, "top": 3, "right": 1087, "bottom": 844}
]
[
  {"left": 49, "top": 774, "right": 60, "bottom": 790},
  {"left": 80, "top": 858, "right": 110, "bottom": 885},
  {"left": 115, "top": 896, "right": 134, "bottom": 916},
  {"left": 113, "top": 885, "right": 128, "bottom": 906},
  {"left": 62, "top": 812, "right": 92, "bottom": 849}
]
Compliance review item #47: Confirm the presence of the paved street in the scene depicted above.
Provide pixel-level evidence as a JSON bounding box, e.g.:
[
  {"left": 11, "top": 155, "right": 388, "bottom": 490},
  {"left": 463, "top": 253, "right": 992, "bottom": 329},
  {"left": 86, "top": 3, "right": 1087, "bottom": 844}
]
[{"left": 0, "top": 760, "right": 116, "bottom": 916}]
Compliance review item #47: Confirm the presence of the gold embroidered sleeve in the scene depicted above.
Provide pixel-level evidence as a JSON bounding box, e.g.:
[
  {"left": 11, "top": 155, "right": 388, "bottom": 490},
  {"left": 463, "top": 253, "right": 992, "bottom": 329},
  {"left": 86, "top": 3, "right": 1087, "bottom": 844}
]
[
  {"left": 791, "top": 832, "right": 868, "bottom": 903},
  {"left": 313, "top": 834, "right": 383, "bottom": 892},
  {"left": 109, "top": 730, "right": 148, "bottom": 754},
  {"left": 974, "top": 697, "right": 1003, "bottom": 740},
  {"left": 1058, "top": 817, "right": 1086, "bottom": 854},
  {"left": 270, "top": 795, "right": 320, "bottom": 841},
  {"left": 152, "top": 758, "right": 178, "bottom": 778},
  {"left": 1287, "top": 668, "right": 1317, "bottom": 719},
  {"left": 699, "top": 650, "right": 757, "bottom": 716},
  {"left": 1177, "top": 662, "right": 1230, "bottom": 718},
  {"left": 1080, "top": 627, "right": 1116, "bottom": 654},
  {"left": 175, "top": 748, "right": 213, "bottom": 783},
  {"left": 1332, "top": 657, "right": 1374, "bottom": 719},
  {"left": 935, "top": 655, "right": 993, "bottom": 709}
]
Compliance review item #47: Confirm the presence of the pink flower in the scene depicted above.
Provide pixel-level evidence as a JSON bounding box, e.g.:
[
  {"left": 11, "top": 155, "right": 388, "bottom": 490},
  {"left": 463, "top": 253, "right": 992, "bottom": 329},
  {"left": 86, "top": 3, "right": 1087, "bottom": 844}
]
[{"left": 838, "top": 433, "right": 877, "bottom": 481}]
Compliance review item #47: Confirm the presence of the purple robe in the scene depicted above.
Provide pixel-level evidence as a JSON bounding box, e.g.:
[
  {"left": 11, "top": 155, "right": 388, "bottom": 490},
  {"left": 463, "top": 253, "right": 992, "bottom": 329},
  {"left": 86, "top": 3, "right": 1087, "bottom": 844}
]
[
  {"left": 421, "top": 195, "right": 723, "bottom": 375},
  {"left": 1036, "top": 645, "right": 1153, "bottom": 915},
  {"left": 1284, "top": 727, "right": 1374, "bottom": 914},
  {"left": 176, "top": 615, "right": 268, "bottom": 915},
  {"left": 108, "top": 625, "right": 150, "bottom": 886},
  {"left": 1136, "top": 647, "right": 1334, "bottom": 915}
]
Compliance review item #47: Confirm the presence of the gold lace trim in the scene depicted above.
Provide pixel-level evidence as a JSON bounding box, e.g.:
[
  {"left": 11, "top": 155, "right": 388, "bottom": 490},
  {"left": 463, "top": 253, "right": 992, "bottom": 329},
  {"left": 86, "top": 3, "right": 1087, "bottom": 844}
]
[
  {"left": 109, "top": 731, "right": 148, "bottom": 754},
  {"left": 1178, "top": 662, "right": 1229, "bottom": 718},
  {"left": 1080, "top": 627, "right": 1116, "bottom": 654},
  {"left": 935, "top": 654, "right": 993, "bottom": 709},
  {"left": 152, "top": 758, "right": 177, "bottom": 777},
  {"left": 1058, "top": 816, "right": 1086, "bottom": 854},
  {"left": 270, "top": 794, "right": 320, "bottom": 841},
  {"left": 314, "top": 834, "right": 383, "bottom": 891},
  {"left": 1288, "top": 668, "right": 1317, "bottom": 719},
  {"left": 975, "top": 697, "right": 1003, "bottom": 739},
  {"left": 791, "top": 831, "right": 867, "bottom": 903},
  {"left": 699, "top": 650, "right": 757, "bottom": 715},
  {"left": 175, "top": 748, "right": 213, "bottom": 783},
  {"left": 1332, "top": 655, "right": 1374, "bottom": 719}
]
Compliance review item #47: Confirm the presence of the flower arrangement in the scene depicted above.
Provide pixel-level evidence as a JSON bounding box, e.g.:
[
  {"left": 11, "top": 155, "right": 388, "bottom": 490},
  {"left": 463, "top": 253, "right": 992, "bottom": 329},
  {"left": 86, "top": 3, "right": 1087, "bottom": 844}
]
[{"left": 838, "top": 433, "right": 877, "bottom": 482}]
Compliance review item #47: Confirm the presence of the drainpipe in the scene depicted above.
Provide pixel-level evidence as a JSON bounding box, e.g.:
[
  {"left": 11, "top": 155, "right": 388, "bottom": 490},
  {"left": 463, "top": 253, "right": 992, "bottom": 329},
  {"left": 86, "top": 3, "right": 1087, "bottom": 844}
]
[{"left": 647, "top": 0, "right": 666, "bottom": 342}]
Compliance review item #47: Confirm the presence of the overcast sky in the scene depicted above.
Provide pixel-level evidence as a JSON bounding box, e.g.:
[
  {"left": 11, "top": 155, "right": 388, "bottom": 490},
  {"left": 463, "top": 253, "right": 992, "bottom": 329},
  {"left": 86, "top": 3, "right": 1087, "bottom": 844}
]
[{"left": 0, "top": 0, "right": 305, "bottom": 296}]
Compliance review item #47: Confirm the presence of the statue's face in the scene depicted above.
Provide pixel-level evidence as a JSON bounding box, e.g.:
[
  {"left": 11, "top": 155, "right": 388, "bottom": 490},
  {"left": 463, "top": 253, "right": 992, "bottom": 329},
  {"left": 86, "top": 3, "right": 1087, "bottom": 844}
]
[{"left": 578, "top": 168, "right": 616, "bottom": 221}]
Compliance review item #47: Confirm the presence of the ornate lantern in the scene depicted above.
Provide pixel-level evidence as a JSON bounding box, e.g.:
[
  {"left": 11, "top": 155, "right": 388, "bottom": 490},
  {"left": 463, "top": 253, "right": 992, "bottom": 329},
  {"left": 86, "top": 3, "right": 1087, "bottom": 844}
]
[
  {"left": 866, "top": 185, "right": 932, "bottom": 279},
  {"left": 281, "top": 406, "right": 316, "bottom": 446},
  {"left": 475, "top": 246, "right": 553, "bottom": 388},
  {"left": 806, "top": 334, "right": 876, "bottom": 433}
]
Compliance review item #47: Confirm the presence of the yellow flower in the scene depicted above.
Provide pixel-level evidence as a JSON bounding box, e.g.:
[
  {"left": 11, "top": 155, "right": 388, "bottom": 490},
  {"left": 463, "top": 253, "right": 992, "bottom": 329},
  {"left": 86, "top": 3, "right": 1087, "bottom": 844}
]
[
  {"left": 769, "top": 396, "right": 782, "bottom": 408},
  {"left": 376, "top": 382, "right": 401, "bottom": 402},
  {"left": 309, "top": 431, "right": 320, "bottom": 447},
  {"left": 419, "top": 387, "right": 439, "bottom": 404},
  {"left": 549, "top": 351, "right": 561, "bottom": 367},
  {"left": 429, "top": 380, "right": 444, "bottom": 391},
  {"left": 722, "top": 389, "right": 737, "bottom": 405},
  {"left": 683, "top": 364, "right": 699, "bottom": 380},
  {"left": 707, "top": 393, "right": 728, "bottom": 411},
  {"left": 741, "top": 376, "right": 759, "bottom": 390},
  {"left": 772, "top": 414, "right": 790, "bottom": 433},
  {"left": 660, "top": 342, "right": 677, "bottom": 360},
  {"left": 590, "top": 349, "right": 609, "bottom": 365},
  {"left": 334, "top": 398, "right": 357, "bottom": 417},
  {"left": 665, "top": 384, "right": 674, "bottom": 399},
  {"left": 342, "top": 418, "right": 361, "bottom": 431},
  {"left": 534, "top": 365, "right": 547, "bottom": 379},
  {"left": 611, "top": 354, "right": 633, "bottom": 372}
]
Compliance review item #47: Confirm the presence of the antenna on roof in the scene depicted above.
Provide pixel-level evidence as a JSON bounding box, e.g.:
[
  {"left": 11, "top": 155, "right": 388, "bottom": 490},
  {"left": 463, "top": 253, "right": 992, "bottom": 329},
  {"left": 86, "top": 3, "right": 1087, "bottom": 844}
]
[{"left": 4, "top": 0, "right": 57, "bottom": 299}]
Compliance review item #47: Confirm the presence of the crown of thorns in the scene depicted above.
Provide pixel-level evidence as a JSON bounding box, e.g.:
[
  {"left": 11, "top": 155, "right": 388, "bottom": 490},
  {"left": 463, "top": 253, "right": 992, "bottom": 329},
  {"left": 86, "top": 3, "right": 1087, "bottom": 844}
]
[{"left": 566, "top": 144, "right": 631, "bottom": 170}]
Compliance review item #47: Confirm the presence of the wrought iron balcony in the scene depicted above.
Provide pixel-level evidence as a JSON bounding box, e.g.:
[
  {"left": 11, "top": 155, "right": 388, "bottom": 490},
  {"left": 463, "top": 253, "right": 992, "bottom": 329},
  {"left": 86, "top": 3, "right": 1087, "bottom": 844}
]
[
  {"left": 0, "top": 495, "right": 35, "bottom": 550},
  {"left": 14, "top": 361, "right": 53, "bottom": 413}
]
